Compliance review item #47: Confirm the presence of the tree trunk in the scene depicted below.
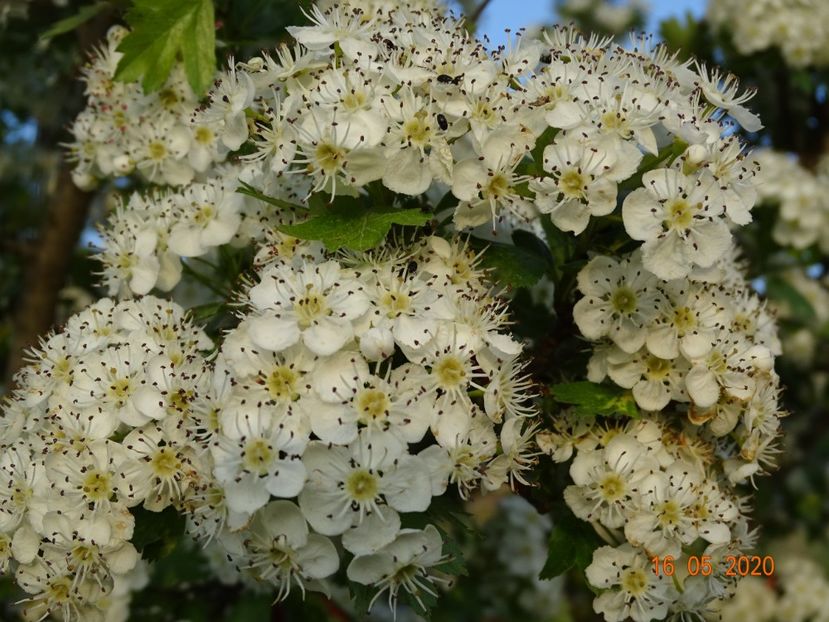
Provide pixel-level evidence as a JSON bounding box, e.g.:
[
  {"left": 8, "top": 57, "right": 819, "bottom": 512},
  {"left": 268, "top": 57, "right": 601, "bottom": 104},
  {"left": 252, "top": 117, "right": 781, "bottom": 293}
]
[{"left": 4, "top": 13, "right": 112, "bottom": 385}]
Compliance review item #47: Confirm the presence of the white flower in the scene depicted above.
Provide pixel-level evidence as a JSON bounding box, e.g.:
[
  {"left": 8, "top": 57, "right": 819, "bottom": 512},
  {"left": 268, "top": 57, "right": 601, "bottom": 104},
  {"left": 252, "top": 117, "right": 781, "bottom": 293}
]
[
  {"left": 130, "top": 119, "right": 193, "bottom": 186},
  {"left": 564, "top": 434, "right": 657, "bottom": 528},
  {"left": 304, "top": 352, "right": 431, "bottom": 444},
  {"left": 623, "top": 169, "right": 733, "bottom": 280},
  {"left": 694, "top": 63, "right": 762, "bottom": 132},
  {"left": 573, "top": 252, "right": 663, "bottom": 353},
  {"left": 685, "top": 335, "right": 772, "bottom": 408},
  {"left": 212, "top": 404, "right": 309, "bottom": 517},
  {"left": 530, "top": 136, "right": 620, "bottom": 234},
  {"left": 122, "top": 423, "right": 192, "bottom": 512},
  {"left": 347, "top": 524, "right": 445, "bottom": 612},
  {"left": 606, "top": 347, "right": 689, "bottom": 411},
  {"left": 195, "top": 63, "right": 255, "bottom": 150},
  {"left": 298, "top": 433, "right": 432, "bottom": 539},
  {"left": 646, "top": 281, "right": 727, "bottom": 360},
  {"left": 168, "top": 180, "right": 243, "bottom": 257},
  {"left": 585, "top": 544, "right": 677, "bottom": 622},
  {"left": 238, "top": 500, "right": 338, "bottom": 599},
  {"left": 623, "top": 461, "right": 707, "bottom": 558},
  {"left": 247, "top": 260, "right": 370, "bottom": 356}
]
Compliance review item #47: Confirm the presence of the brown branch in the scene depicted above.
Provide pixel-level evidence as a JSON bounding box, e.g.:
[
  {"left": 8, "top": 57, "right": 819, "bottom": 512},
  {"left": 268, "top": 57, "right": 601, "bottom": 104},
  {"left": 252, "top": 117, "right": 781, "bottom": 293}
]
[
  {"left": 469, "top": 0, "right": 493, "bottom": 25},
  {"left": 4, "top": 12, "right": 113, "bottom": 385},
  {"left": 6, "top": 164, "right": 92, "bottom": 379}
]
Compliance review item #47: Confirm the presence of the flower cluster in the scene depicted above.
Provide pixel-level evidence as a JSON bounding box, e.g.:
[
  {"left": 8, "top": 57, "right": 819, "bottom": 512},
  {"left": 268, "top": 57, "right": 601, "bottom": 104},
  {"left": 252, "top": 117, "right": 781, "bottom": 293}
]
[
  {"left": 707, "top": 0, "right": 829, "bottom": 67},
  {"left": 575, "top": 249, "right": 785, "bottom": 483},
  {"left": 539, "top": 414, "right": 755, "bottom": 622},
  {"left": 184, "top": 235, "right": 539, "bottom": 609},
  {"left": 66, "top": 26, "right": 229, "bottom": 190},
  {"left": 95, "top": 162, "right": 313, "bottom": 297},
  {"left": 718, "top": 539, "right": 829, "bottom": 622},
  {"left": 76, "top": 1, "right": 764, "bottom": 300},
  {"left": 0, "top": 296, "right": 212, "bottom": 621},
  {"left": 472, "top": 495, "right": 565, "bottom": 620},
  {"left": 556, "top": 0, "right": 646, "bottom": 36},
  {"left": 754, "top": 150, "right": 829, "bottom": 251},
  {"left": 84, "top": 3, "right": 756, "bottom": 252}
]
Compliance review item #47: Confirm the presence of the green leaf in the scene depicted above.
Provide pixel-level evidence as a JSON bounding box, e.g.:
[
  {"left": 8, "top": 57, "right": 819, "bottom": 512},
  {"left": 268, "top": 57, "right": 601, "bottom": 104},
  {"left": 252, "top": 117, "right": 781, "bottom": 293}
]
[
  {"left": 476, "top": 240, "right": 549, "bottom": 289},
  {"left": 765, "top": 275, "right": 816, "bottom": 323},
  {"left": 550, "top": 381, "right": 639, "bottom": 418},
  {"left": 40, "top": 2, "right": 109, "bottom": 41},
  {"left": 115, "top": 0, "right": 216, "bottom": 95},
  {"left": 618, "top": 138, "right": 687, "bottom": 194},
  {"left": 659, "top": 12, "right": 699, "bottom": 58},
  {"left": 236, "top": 181, "right": 307, "bottom": 212},
  {"left": 530, "top": 126, "right": 560, "bottom": 175},
  {"left": 280, "top": 197, "right": 431, "bottom": 252},
  {"left": 131, "top": 505, "right": 187, "bottom": 562},
  {"left": 540, "top": 504, "right": 603, "bottom": 579}
]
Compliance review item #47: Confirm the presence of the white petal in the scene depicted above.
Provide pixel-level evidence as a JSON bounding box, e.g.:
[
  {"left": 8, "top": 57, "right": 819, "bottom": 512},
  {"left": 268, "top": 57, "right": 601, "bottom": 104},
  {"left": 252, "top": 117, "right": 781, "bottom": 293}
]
[
  {"left": 303, "top": 318, "right": 353, "bottom": 356},
  {"left": 383, "top": 149, "right": 432, "bottom": 196},
  {"left": 297, "top": 534, "right": 340, "bottom": 579},
  {"left": 342, "top": 509, "right": 401, "bottom": 555},
  {"left": 622, "top": 189, "right": 662, "bottom": 241},
  {"left": 686, "top": 366, "right": 720, "bottom": 408},
  {"left": 265, "top": 459, "right": 307, "bottom": 498},
  {"left": 223, "top": 474, "right": 270, "bottom": 516},
  {"left": 248, "top": 314, "right": 301, "bottom": 352}
]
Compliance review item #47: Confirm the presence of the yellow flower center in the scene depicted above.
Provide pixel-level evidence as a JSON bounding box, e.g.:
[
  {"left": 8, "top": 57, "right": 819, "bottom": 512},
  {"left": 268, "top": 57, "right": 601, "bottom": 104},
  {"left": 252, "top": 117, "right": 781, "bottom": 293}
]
[
  {"left": 381, "top": 291, "right": 411, "bottom": 318},
  {"left": 666, "top": 198, "right": 695, "bottom": 230},
  {"left": 314, "top": 142, "right": 346, "bottom": 174},
  {"left": 148, "top": 141, "right": 168, "bottom": 161},
  {"left": 82, "top": 470, "right": 113, "bottom": 503},
  {"left": 434, "top": 355, "right": 467, "bottom": 389},
  {"left": 673, "top": 306, "right": 696, "bottom": 333},
  {"left": 342, "top": 91, "right": 367, "bottom": 111},
  {"left": 356, "top": 388, "right": 390, "bottom": 423},
  {"left": 403, "top": 115, "right": 431, "bottom": 145},
  {"left": 485, "top": 173, "right": 510, "bottom": 199},
  {"left": 266, "top": 366, "right": 298, "bottom": 401},
  {"left": 621, "top": 568, "right": 649, "bottom": 597},
  {"left": 599, "top": 473, "right": 626, "bottom": 501},
  {"left": 194, "top": 126, "right": 214, "bottom": 145},
  {"left": 345, "top": 469, "right": 379, "bottom": 502},
  {"left": 243, "top": 438, "right": 273, "bottom": 475},
  {"left": 150, "top": 447, "right": 182, "bottom": 479},
  {"left": 645, "top": 356, "right": 672, "bottom": 381},
  {"left": 193, "top": 204, "right": 215, "bottom": 225},
  {"left": 295, "top": 289, "right": 328, "bottom": 327},
  {"left": 657, "top": 500, "right": 681, "bottom": 527},
  {"left": 611, "top": 286, "right": 637, "bottom": 314},
  {"left": 559, "top": 169, "right": 588, "bottom": 198}
]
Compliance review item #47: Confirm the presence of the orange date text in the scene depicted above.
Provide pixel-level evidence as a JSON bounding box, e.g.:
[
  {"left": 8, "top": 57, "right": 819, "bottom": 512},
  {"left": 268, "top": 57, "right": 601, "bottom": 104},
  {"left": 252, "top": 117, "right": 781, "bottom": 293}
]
[{"left": 651, "top": 555, "right": 775, "bottom": 577}]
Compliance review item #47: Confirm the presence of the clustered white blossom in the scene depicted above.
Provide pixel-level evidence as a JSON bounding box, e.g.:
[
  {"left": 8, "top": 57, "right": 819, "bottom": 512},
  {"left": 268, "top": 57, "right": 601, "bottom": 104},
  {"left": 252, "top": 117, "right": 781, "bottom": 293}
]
[
  {"left": 707, "top": 0, "right": 829, "bottom": 67},
  {"left": 46, "top": 0, "right": 792, "bottom": 619},
  {"left": 65, "top": 26, "right": 230, "bottom": 190},
  {"left": 539, "top": 414, "right": 758, "bottom": 622},
  {"left": 188, "top": 234, "right": 539, "bottom": 609},
  {"left": 474, "top": 496, "right": 565, "bottom": 619},
  {"left": 717, "top": 543, "right": 829, "bottom": 622},
  {"left": 575, "top": 248, "right": 785, "bottom": 483},
  {"left": 750, "top": 150, "right": 829, "bottom": 367},
  {"left": 95, "top": 163, "right": 312, "bottom": 297},
  {"left": 557, "top": 0, "right": 646, "bottom": 35},
  {"left": 79, "top": 0, "right": 762, "bottom": 289},
  {"left": 754, "top": 150, "right": 829, "bottom": 252},
  {"left": 0, "top": 297, "right": 212, "bottom": 621}
]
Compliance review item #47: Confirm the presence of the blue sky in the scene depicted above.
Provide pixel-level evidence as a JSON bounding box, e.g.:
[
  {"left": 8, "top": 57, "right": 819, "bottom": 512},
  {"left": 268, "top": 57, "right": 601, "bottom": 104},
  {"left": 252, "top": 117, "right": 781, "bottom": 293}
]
[{"left": 474, "top": 0, "right": 704, "bottom": 47}]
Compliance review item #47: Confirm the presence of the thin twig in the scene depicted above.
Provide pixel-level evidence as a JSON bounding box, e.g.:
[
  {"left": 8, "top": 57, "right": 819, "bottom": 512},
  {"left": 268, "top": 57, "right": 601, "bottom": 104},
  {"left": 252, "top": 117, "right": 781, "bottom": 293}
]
[{"left": 469, "top": 0, "right": 493, "bottom": 24}]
